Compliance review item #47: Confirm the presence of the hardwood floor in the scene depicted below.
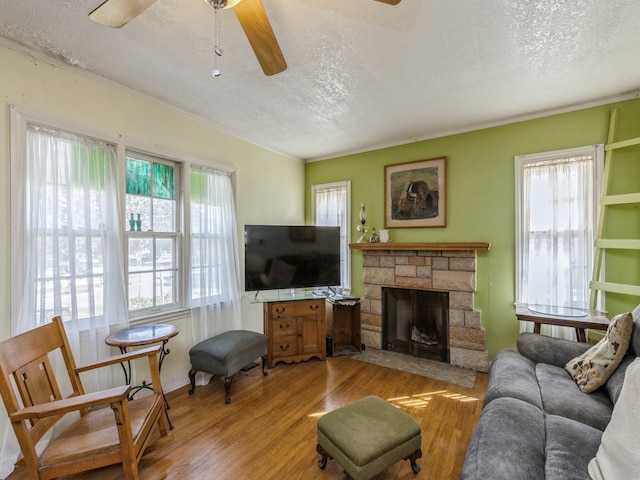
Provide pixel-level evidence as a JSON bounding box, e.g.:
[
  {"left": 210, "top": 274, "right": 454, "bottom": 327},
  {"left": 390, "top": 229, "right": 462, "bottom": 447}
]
[{"left": 7, "top": 355, "right": 488, "bottom": 480}]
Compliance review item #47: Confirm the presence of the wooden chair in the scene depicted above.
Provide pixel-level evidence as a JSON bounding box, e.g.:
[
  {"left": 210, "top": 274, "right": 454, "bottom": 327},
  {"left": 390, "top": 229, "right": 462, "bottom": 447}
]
[{"left": 0, "top": 316, "right": 172, "bottom": 480}]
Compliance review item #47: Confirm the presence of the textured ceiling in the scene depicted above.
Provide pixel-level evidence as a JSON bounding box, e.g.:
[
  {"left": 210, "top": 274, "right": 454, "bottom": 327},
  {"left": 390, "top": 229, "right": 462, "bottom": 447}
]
[{"left": 1, "top": 0, "right": 640, "bottom": 161}]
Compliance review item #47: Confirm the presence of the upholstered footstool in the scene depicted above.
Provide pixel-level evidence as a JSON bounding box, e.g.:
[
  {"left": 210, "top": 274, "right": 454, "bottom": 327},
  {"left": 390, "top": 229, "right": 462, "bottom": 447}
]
[
  {"left": 188, "top": 330, "right": 267, "bottom": 404},
  {"left": 316, "top": 395, "right": 422, "bottom": 480}
]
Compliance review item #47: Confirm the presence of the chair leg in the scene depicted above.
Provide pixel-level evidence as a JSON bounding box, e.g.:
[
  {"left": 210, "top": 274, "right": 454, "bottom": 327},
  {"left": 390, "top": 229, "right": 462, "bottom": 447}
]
[
  {"left": 223, "top": 376, "right": 233, "bottom": 404},
  {"left": 261, "top": 355, "right": 268, "bottom": 376},
  {"left": 188, "top": 368, "right": 197, "bottom": 394}
]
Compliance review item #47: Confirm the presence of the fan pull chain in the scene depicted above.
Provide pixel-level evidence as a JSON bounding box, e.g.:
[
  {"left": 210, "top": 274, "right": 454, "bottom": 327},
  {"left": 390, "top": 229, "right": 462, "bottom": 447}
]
[{"left": 212, "top": 4, "right": 222, "bottom": 77}]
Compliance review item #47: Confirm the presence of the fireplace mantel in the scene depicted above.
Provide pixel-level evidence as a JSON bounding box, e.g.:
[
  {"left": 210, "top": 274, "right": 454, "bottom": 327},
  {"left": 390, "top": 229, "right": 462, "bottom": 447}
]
[{"left": 349, "top": 242, "right": 491, "bottom": 252}]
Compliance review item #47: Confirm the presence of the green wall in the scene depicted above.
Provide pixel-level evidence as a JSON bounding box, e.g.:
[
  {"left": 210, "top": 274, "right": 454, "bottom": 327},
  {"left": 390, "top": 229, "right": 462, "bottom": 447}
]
[{"left": 306, "top": 98, "right": 640, "bottom": 358}]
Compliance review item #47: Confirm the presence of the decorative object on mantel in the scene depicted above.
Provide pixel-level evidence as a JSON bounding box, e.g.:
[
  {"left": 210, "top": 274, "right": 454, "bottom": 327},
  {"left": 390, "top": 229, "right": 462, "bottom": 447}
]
[
  {"left": 349, "top": 242, "right": 491, "bottom": 252},
  {"left": 379, "top": 229, "right": 390, "bottom": 243},
  {"left": 369, "top": 228, "right": 379, "bottom": 243},
  {"left": 384, "top": 157, "right": 447, "bottom": 228},
  {"left": 356, "top": 203, "right": 369, "bottom": 243}
]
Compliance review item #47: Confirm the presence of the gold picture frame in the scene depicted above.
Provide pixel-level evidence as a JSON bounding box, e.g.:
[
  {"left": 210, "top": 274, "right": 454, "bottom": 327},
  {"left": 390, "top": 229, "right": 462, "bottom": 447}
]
[{"left": 384, "top": 157, "right": 447, "bottom": 228}]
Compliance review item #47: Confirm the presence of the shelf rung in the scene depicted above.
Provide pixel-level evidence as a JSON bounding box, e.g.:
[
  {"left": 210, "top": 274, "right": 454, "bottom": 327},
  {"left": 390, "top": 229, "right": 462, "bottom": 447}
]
[
  {"left": 590, "top": 280, "right": 640, "bottom": 297},
  {"left": 600, "top": 192, "right": 640, "bottom": 205},
  {"left": 594, "top": 239, "right": 640, "bottom": 250},
  {"left": 605, "top": 136, "right": 640, "bottom": 150}
]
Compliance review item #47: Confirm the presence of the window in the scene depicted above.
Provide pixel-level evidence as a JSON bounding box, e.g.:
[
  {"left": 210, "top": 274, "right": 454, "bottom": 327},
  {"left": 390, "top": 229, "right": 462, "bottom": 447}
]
[
  {"left": 312, "top": 181, "right": 351, "bottom": 290},
  {"left": 125, "top": 152, "right": 181, "bottom": 315},
  {"left": 189, "top": 165, "right": 242, "bottom": 339},
  {"left": 190, "top": 165, "right": 239, "bottom": 303},
  {"left": 11, "top": 107, "right": 240, "bottom": 337},
  {"left": 515, "top": 145, "right": 603, "bottom": 337},
  {"left": 10, "top": 122, "right": 128, "bottom": 330}
]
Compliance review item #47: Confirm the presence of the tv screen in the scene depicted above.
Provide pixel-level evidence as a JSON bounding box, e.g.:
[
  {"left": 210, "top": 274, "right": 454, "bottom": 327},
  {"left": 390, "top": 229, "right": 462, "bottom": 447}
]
[{"left": 244, "top": 225, "right": 341, "bottom": 291}]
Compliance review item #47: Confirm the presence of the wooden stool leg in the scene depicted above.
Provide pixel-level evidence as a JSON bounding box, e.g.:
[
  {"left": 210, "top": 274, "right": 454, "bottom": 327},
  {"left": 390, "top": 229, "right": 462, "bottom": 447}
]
[
  {"left": 316, "top": 444, "right": 331, "bottom": 470},
  {"left": 223, "top": 376, "right": 233, "bottom": 404},
  {"left": 405, "top": 448, "right": 422, "bottom": 474},
  {"left": 188, "top": 368, "right": 197, "bottom": 394}
]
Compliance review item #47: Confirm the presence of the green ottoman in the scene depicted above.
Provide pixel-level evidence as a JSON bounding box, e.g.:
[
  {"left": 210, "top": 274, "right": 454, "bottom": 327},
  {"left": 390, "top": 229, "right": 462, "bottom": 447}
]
[
  {"left": 316, "top": 395, "right": 422, "bottom": 480},
  {"left": 188, "top": 330, "right": 267, "bottom": 404}
]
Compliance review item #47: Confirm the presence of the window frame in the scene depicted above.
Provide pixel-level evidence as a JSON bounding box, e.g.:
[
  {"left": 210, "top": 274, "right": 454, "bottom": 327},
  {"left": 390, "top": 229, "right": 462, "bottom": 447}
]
[
  {"left": 311, "top": 180, "right": 352, "bottom": 291},
  {"left": 124, "top": 149, "right": 183, "bottom": 318},
  {"left": 514, "top": 144, "right": 604, "bottom": 311}
]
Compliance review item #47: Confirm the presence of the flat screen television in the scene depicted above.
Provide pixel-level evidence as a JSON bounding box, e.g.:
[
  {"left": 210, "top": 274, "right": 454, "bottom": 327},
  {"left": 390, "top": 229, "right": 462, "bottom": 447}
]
[{"left": 244, "top": 224, "right": 341, "bottom": 292}]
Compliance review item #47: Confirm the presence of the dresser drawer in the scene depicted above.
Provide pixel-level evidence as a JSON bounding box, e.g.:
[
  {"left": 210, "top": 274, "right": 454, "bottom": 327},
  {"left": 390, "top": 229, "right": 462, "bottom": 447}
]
[
  {"left": 269, "top": 300, "right": 323, "bottom": 318},
  {"left": 272, "top": 336, "right": 298, "bottom": 357},
  {"left": 271, "top": 319, "right": 297, "bottom": 338}
]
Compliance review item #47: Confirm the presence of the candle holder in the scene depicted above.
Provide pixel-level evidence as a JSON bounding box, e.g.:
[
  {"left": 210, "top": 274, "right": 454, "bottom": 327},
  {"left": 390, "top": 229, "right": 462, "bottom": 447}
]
[{"left": 357, "top": 203, "right": 369, "bottom": 243}]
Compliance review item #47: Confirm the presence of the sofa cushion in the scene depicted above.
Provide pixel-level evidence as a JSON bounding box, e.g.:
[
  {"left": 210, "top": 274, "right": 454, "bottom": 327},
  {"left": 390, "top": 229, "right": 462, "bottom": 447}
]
[
  {"left": 565, "top": 312, "right": 633, "bottom": 393},
  {"left": 544, "top": 414, "right": 602, "bottom": 480},
  {"left": 588, "top": 357, "right": 640, "bottom": 480},
  {"left": 536, "top": 363, "right": 612, "bottom": 431},
  {"left": 461, "top": 397, "right": 545, "bottom": 480},
  {"left": 517, "top": 332, "right": 591, "bottom": 368},
  {"left": 483, "top": 349, "right": 542, "bottom": 409},
  {"left": 604, "top": 353, "right": 634, "bottom": 405}
]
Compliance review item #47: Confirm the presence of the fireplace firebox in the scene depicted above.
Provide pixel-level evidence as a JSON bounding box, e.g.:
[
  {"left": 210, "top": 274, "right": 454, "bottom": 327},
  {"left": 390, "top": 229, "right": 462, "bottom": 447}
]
[{"left": 382, "top": 287, "right": 449, "bottom": 363}]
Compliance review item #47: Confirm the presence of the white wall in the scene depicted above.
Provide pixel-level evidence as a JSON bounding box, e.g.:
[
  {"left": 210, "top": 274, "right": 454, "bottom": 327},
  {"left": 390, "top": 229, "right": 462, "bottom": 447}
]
[{"left": 0, "top": 43, "right": 305, "bottom": 451}]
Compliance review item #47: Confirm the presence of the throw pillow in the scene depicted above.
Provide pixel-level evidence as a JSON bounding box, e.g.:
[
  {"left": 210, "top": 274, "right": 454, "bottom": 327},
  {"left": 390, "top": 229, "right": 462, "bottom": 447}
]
[
  {"left": 564, "top": 312, "right": 632, "bottom": 393},
  {"left": 588, "top": 357, "right": 640, "bottom": 480}
]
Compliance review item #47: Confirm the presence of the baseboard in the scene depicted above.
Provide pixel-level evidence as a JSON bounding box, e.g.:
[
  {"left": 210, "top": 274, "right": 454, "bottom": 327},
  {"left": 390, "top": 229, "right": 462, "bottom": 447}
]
[{"left": 163, "top": 375, "right": 190, "bottom": 393}]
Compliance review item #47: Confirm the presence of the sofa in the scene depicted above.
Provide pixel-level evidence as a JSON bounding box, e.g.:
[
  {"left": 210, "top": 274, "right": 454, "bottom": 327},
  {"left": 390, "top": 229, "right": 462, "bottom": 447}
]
[{"left": 461, "top": 304, "right": 640, "bottom": 480}]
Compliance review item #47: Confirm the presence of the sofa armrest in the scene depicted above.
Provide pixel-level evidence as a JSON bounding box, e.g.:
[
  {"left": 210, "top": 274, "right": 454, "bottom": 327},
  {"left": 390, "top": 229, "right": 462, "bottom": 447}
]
[{"left": 517, "top": 332, "right": 592, "bottom": 368}]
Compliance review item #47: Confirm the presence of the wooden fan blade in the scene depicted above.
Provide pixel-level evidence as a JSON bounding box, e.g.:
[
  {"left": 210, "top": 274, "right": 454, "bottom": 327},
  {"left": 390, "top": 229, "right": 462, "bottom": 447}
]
[
  {"left": 233, "top": 0, "right": 287, "bottom": 76},
  {"left": 375, "top": 0, "right": 401, "bottom": 4},
  {"left": 89, "top": 0, "right": 158, "bottom": 28}
]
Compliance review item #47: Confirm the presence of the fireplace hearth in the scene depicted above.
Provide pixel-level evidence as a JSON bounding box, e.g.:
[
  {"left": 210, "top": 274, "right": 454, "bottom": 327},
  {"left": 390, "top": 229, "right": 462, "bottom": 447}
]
[{"left": 350, "top": 242, "right": 490, "bottom": 372}]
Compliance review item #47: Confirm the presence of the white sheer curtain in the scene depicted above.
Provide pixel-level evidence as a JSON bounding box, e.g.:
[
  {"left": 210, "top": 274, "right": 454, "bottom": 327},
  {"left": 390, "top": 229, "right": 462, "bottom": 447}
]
[
  {"left": 3, "top": 123, "right": 128, "bottom": 477},
  {"left": 313, "top": 182, "right": 351, "bottom": 290},
  {"left": 516, "top": 147, "right": 600, "bottom": 339},
  {"left": 190, "top": 166, "right": 241, "bottom": 345}
]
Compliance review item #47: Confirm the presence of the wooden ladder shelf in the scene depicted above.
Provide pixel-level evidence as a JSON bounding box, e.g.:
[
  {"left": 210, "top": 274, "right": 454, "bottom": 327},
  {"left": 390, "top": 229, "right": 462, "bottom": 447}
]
[{"left": 589, "top": 108, "right": 640, "bottom": 308}]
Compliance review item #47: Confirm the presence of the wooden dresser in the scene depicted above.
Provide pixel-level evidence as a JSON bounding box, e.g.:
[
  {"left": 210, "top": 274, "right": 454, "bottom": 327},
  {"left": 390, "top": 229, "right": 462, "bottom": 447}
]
[{"left": 263, "top": 298, "right": 326, "bottom": 368}]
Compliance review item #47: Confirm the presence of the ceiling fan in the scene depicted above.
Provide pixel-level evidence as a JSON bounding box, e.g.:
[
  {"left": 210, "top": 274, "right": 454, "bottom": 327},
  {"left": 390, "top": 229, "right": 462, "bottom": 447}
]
[{"left": 89, "top": 0, "right": 401, "bottom": 76}]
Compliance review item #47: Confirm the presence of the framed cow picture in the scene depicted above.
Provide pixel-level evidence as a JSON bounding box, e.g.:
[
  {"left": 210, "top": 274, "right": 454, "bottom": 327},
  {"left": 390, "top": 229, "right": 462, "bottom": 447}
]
[{"left": 384, "top": 157, "right": 447, "bottom": 228}]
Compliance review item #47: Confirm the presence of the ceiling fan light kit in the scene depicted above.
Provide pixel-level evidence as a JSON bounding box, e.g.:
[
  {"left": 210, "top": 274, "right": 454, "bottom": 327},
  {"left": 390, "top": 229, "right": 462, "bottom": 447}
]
[
  {"left": 89, "top": 0, "right": 400, "bottom": 76},
  {"left": 204, "top": 0, "right": 243, "bottom": 9}
]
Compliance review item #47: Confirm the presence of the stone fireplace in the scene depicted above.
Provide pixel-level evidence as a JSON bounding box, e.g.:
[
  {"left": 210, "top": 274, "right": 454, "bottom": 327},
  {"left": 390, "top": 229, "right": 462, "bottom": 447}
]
[{"left": 350, "top": 242, "right": 490, "bottom": 372}]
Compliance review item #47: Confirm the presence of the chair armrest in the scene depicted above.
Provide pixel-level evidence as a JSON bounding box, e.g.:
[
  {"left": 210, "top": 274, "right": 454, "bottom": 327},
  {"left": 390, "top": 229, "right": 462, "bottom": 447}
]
[
  {"left": 9, "top": 385, "right": 130, "bottom": 422},
  {"left": 517, "top": 332, "right": 592, "bottom": 368},
  {"left": 75, "top": 345, "right": 162, "bottom": 373}
]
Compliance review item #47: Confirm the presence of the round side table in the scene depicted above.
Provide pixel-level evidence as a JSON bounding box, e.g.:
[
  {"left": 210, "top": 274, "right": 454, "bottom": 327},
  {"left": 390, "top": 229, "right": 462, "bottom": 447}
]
[{"left": 106, "top": 323, "right": 179, "bottom": 428}]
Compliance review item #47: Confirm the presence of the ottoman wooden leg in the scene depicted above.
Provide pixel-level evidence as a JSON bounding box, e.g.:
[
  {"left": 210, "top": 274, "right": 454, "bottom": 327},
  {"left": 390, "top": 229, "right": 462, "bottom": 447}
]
[
  {"left": 316, "top": 444, "right": 331, "bottom": 470},
  {"left": 223, "top": 376, "right": 233, "bottom": 404},
  {"left": 406, "top": 448, "right": 422, "bottom": 474},
  {"left": 188, "top": 368, "right": 197, "bottom": 395}
]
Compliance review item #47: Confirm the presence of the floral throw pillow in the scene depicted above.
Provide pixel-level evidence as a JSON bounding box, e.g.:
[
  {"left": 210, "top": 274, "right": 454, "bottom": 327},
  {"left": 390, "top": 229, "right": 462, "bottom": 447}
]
[{"left": 565, "top": 312, "right": 633, "bottom": 393}]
